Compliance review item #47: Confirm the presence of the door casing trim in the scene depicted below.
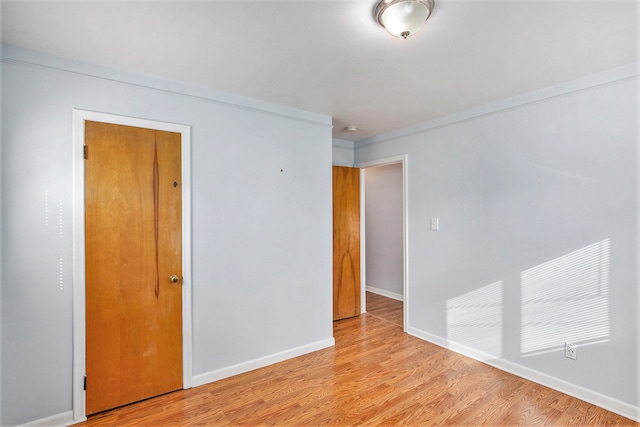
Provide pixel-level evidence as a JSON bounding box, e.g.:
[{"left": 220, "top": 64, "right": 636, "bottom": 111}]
[{"left": 71, "top": 109, "right": 193, "bottom": 422}]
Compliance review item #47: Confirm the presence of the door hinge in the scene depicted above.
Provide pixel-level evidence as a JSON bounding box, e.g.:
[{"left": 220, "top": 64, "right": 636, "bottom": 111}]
[
  {"left": 83, "top": 145, "right": 88, "bottom": 160},
  {"left": 84, "top": 375, "right": 87, "bottom": 391}
]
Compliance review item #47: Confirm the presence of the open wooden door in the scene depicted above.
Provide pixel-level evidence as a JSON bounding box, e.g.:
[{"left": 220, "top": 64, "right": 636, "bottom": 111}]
[
  {"left": 85, "top": 121, "right": 182, "bottom": 415},
  {"left": 333, "top": 166, "right": 361, "bottom": 320}
]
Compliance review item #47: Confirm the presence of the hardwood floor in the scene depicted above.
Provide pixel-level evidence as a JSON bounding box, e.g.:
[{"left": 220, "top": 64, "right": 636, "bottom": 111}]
[
  {"left": 366, "top": 291, "right": 403, "bottom": 327},
  {"left": 80, "top": 295, "right": 638, "bottom": 426}
]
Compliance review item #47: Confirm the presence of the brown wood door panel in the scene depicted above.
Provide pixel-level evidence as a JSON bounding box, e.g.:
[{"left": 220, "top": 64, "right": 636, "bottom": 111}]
[
  {"left": 333, "top": 166, "right": 361, "bottom": 320},
  {"left": 85, "top": 121, "right": 182, "bottom": 415}
]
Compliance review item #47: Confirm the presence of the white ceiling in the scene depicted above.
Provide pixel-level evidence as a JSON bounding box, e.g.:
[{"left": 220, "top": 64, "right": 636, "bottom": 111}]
[{"left": 2, "top": 0, "right": 638, "bottom": 141}]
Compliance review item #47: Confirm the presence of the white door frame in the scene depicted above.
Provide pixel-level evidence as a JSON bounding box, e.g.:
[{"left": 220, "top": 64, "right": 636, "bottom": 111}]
[
  {"left": 71, "top": 109, "right": 193, "bottom": 422},
  {"left": 356, "top": 155, "right": 409, "bottom": 332}
]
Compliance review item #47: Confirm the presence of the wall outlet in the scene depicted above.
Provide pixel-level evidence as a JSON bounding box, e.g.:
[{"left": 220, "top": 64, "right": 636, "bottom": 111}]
[
  {"left": 565, "top": 342, "right": 577, "bottom": 360},
  {"left": 430, "top": 217, "right": 439, "bottom": 231}
]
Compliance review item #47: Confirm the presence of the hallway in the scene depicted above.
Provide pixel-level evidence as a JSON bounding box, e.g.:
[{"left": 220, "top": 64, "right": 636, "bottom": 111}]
[{"left": 365, "top": 291, "right": 403, "bottom": 328}]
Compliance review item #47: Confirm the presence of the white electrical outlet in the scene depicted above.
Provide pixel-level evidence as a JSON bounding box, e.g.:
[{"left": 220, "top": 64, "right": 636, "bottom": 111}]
[
  {"left": 565, "top": 342, "right": 577, "bottom": 360},
  {"left": 430, "top": 217, "right": 439, "bottom": 231}
]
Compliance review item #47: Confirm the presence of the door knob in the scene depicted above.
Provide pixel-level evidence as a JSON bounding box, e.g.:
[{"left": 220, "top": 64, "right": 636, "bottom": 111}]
[{"left": 169, "top": 275, "right": 180, "bottom": 284}]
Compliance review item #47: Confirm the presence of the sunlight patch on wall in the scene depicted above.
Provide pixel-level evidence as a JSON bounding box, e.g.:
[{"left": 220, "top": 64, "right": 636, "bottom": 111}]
[
  {"left": 58, "top": 199, "right": 64, "bottom": 238},
  {"left": 520, "top": 239, "right": 610, "bottom": 356},
  {"left": 447, "top": 281, "right": 503, "bottom": 358},
  {"left": 44, "top": 190, "right": 50, "bottom": 226},
  {"left": 59, "top": 255, "right": 65, "bottom": 291}
]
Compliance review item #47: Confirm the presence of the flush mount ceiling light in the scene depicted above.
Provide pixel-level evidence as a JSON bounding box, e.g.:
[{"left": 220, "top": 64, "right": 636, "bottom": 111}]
[{"left": 375, "top": 0, "right": 435, "bottom": 39}]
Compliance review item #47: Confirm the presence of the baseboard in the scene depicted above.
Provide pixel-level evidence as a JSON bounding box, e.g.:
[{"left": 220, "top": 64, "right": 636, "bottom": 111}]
[
  {"left": 191, "top": 337, "right": 335, "bottom": 388},
  {"left": 17, "top": 410, "right": 77, "bottom": 427},
  {"left": 406, "top": 326, "right": 640, "bottom": 422},
  {"left": 366, "top": 286, "right": 403, "bottom": 302}
]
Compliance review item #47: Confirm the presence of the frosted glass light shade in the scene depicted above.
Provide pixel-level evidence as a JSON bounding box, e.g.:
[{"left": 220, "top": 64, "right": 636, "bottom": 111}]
[{"left": 375, "top": 0, "right": 435, "bottom": 39}]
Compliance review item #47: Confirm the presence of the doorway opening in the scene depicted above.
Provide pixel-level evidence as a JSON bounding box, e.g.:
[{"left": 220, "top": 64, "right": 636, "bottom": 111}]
[
  {"left": 71, "top": 110, "right": 192, "bottom": 422},
  {"left": 357, "top": 155, "right": 408, "bottom": 331}
]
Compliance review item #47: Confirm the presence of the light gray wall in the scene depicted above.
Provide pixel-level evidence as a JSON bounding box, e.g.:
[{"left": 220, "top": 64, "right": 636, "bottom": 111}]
[
  {"left": 364, "top": 163, "right": 403, "bottom": 298},
  {"left": 332, "top": 138, "right": 354, "bottom": 166},
  {"left": 1, "top": 46, "right": 333, "bottom": 426},
  {"left": 355, "top": 66, "right": 639, "bottom": 412}
]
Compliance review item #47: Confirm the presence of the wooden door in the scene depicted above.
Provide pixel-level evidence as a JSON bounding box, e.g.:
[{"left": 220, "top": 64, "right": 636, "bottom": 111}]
[
  {"left": 333, "top": 166, "right": 361, "bottom": 320},
  {"left": 85, "top": 121, "right": 182, "bottom": 415}
]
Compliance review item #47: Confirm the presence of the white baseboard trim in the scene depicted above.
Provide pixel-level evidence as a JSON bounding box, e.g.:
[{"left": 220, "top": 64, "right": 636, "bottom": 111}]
[
  {"left": 18, "top": 410, "right": 77, "bottom": 427},
  {"left": 407, "top": 326, "right": 640, "bottom": 422},
  {"left": 366, "top": 286, "right": 403, "bottom": 302},
  {"left": 191, "top": 337, "right": 335, "bottom": 388}
]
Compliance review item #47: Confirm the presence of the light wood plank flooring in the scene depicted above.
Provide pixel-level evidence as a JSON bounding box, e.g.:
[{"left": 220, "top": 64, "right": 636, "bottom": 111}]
[
  {"left": 80, "top": 294, "right": 638, "bottom": 426},
  {"left": 366, "top": 291, "right": 403, "bottom": 327}
]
